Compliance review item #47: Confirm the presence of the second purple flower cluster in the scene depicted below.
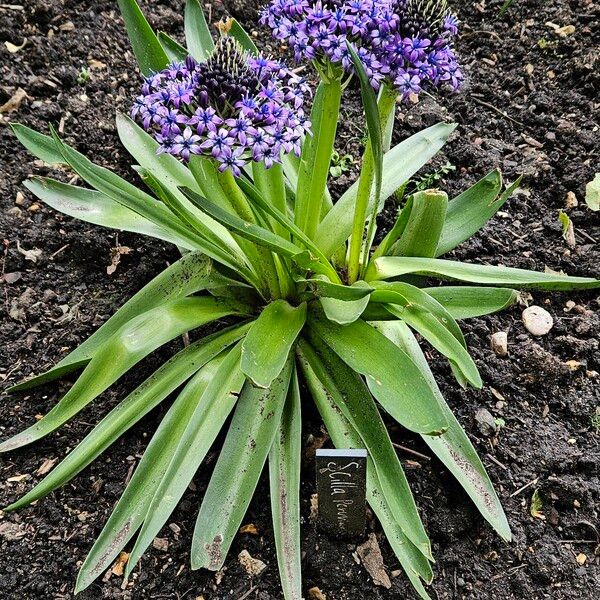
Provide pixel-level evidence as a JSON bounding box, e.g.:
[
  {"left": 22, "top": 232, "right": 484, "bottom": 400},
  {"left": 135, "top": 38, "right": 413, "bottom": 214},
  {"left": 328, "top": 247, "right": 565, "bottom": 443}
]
[
  {"left": 131, "top": 37, "right": 311, "bottom": 174},
  {"left": 260, "top": 0, "right": 463, "bottom": 99}
]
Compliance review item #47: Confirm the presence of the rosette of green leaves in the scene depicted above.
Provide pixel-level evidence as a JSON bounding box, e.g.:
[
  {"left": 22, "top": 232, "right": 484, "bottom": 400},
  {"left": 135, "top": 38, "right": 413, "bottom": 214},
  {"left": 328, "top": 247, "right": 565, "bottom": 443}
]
[{"left": 4, "top": 2, "right": 599, "bottom": 599}]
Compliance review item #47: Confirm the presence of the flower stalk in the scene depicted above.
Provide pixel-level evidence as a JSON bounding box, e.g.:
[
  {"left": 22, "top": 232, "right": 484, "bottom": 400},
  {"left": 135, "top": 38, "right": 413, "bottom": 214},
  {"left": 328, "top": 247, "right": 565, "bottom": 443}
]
[
  {"left": 294, "top": 70, "right": 343, "bottom": 241},
  {"left": 348, "top": 86, "right": 398, "bottom": 283}
]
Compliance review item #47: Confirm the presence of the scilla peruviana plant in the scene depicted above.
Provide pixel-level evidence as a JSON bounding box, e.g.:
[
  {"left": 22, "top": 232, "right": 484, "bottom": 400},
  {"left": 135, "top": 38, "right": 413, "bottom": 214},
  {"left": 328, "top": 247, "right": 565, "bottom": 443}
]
[{"left": 4, "top": 1, "right": 599, "bottom": 598}]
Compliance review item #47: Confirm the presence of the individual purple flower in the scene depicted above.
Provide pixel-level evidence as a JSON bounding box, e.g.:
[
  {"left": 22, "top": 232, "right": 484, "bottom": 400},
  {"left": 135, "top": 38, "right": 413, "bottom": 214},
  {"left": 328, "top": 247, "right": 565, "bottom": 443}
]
[
  {"left": 130, "top": 35, "right": 310, "bottom": 172},
  {"left": 172, "top": 127, "right": 202, "bottom": 161}
]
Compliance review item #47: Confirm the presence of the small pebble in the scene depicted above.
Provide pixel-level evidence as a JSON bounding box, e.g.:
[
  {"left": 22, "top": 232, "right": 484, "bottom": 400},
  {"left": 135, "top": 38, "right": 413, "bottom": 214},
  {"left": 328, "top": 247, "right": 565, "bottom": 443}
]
[
  {"left": 564, "top": 191, "right": 578, "bottom": 209},
  {"left": 491, "top": 332, "right": 508, "bottom": 357},
  {"left": 522, "top": 306, "right": 554, "bottom": 336},
  {"left": 475, "top": 408, "right": 497, "bottom": 437}
]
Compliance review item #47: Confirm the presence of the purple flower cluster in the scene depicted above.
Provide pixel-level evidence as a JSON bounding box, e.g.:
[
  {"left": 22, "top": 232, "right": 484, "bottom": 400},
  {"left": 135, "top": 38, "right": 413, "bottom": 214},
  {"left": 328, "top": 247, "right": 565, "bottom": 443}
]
[
  {"left": 131, "top": 37, "right": 311, "bottom": 175},
  {"left": 260, "top": 0, "right": 463, "bottom": 99}
]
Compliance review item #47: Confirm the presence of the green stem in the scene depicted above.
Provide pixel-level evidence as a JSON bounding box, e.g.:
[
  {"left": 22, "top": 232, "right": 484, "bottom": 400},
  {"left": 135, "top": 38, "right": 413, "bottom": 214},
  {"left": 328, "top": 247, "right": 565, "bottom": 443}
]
[
  {"left": 252, "top": 162, "right": 288, "bottom": 239},
  {"left": 294, "top": 73, "right": 343, "bottom": 241},
  {"left": 218, "top": 169, "right": 282, "bottom": 299},
  {"left": 347, "top": 86, "right": 398, "bottom": 284}
]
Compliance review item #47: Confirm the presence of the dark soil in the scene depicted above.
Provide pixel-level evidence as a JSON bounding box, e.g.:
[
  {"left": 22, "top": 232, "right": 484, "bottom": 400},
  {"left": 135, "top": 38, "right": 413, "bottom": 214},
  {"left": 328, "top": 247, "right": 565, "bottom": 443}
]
[{"left": 1, "top": 1, "right": 599, "bottom": 599}]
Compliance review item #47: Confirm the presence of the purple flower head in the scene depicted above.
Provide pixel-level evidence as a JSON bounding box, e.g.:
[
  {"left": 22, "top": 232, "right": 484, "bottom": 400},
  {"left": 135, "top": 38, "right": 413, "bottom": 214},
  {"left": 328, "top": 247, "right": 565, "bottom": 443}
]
[
  {"left": 130, "top": 35, "right": 310, "bottom": 172},
  {"left": 261, "top": 0, "right": 462, "bottom": 100}
]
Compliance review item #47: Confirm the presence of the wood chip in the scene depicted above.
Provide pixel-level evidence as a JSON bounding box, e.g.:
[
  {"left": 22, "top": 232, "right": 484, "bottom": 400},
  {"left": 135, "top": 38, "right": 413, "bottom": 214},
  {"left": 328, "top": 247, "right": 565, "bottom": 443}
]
[
  {"left": 0, "top": 87, "right": 29, "bottom": 113},
  {"left": 4, "top": 38, "right": 26, "bottom": 52},
  {"left": 308, "top": 587, "right": 327, "bottom": 600},
  {"left": 576, "top": 553, "right": 587, "bottom": 565},
  {"left": 356, "top": 534, "right": 392, "bottom": 589},
  {"left": 152, "top": 537, "right": 169, "bottom": 552},
  {"left": 240, "top": 523, "right": 259, "bottom": 535},
  {"left": 110, "top": 551, "right": 130, "bottom": 577},
  {"left": 238, "top": 550, "right": 266, "bottom": 577},
  {"left": 36, "top": 458, "right": 58, "bottom": 476}
]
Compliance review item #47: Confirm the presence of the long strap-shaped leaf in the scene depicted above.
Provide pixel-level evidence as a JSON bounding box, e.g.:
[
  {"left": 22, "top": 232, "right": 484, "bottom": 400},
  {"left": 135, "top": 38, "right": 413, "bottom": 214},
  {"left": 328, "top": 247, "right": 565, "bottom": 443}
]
[
  {"left": 297, "top": 346, "right": 434, "bottom": 596},
  {"left": 182, "top": 188, "right": 336, "bottom": 278},
  {"left": 11, "top": 123, "right": 65, "bottom": 165},
  {"left": 269, "top": 369, "right": 302, "bottom": 600},
  {"left": 436, "top": 171, "right": 522, "bottom": 257},
  {"left": 0, "top": 297, "right": 247, "bottom": 452},
  {"left": 299, "top": 338, "right": 432, "bottom": 560},
  {"left": 116, "top": 114, "right": 247, "bottom": 265},
  {"left": 366, "top": 256, "right": 600, "bottom": 290},
  {"left": 9, "top": 252, "right": 230, "bottom": 392},
  {"left": 158, "top": 31, "right": 189, "bottom": 62},
  {"left": 191, "top": 359, "right": 294, "bottom": 570},
  {"left": 4, "top": 324, "right": 250, "bottom": 513},
  {"left": 184, "top": 0, "right": 214, "bottom": 61},
  {"left": 370, "top": 282, "right": 482, "bottom": 389},
  {"left": 124, "top": 344, "right": 247, "bottom": 576},
  {"left": 24, "top": 177, "right": 195, "bottom": 250},
  {"left": 309, "top": 313, "right": 448, "bottom": 435},
  {"left": 74, "top": 352, "right": 231, "bottom": 593},
  {"left": 375, "top": 321, "right": 512, "bottom": 542},
  {"left": 49, "top": 129, "right": 250, "bottom": 273},
  {"left": 424, "top": 286, "right": 518, "bottom": 320},
  {"left": 242, "top": 300, "right": 306, "bottom": 388},
  {"left": 315, "top": 122, "right": 457, "bottom": 257},
  {"left": 116, "top": 0, "right": 169, "bottom": 75}
]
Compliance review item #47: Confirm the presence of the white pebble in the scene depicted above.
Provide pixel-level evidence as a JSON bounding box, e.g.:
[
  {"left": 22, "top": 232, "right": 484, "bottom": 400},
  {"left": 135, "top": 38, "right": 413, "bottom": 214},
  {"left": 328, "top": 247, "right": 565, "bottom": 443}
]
[
  {"left": 491, "top": 331, "right": 508, "bottom": 356},
  {"left": 522, "top": 306, "right": 554, "bottom": 336}
]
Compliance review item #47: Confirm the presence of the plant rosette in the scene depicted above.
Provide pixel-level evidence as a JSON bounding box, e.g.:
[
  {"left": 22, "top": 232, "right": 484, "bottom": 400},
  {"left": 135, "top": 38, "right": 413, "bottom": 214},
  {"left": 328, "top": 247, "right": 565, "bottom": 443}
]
[{"left": 4, "top": 1, "right": 599, "bottom": 599}]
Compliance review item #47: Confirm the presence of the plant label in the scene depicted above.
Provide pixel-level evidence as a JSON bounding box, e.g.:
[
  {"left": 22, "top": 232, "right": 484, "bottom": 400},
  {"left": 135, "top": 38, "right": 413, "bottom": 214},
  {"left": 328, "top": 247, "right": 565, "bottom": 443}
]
[{"left": 315, "top": 449, "right": 368, "bottom": 538}]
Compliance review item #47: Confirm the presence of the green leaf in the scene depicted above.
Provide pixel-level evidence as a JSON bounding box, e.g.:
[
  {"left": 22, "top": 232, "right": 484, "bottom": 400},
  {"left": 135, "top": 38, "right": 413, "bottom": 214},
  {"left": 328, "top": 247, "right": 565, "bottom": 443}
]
[
  {"left": 370, "top": 282, "right": 482, "bottom": 389},
  {"left": 585, "top": 173, "right": 600, "bottom": 212},
  {"left": 182, "top": 187, "right": 320, "bottom": 270},
  {"left": 140, "top": 169, "right": 255, "bottom": 279},
  {"left": 184, "top": 0, "right": 214, "bottom": 61},
  {"left": 300, "top": 337, "right": 432, "bottom": 559},
  {"left": 375, "top": 321, "right": 512, "bottom": 542},
  {"left": 346, "top": 42, "right": 382, "bottom": 209},
  {"left": 269, "top": 371, "right": 302, "bottom": 600},
  {"left": 116, "top": 0, "right": 169, "bottom": 75},
  {"left": 117, "top": 113, "right": 199, "bottom": 193},
  {"left": 8, "top": 252, "right": 229, "bottom": 392},
  {"left": 75, "top": 351, "right": 234, "bottom": 592},
  {"left": 309, "top": 313, "right": 448, "bottom": 435},
  {"left": 10, "top": 123, "right": 64, "bottom": 165},
  {"left": 299, "top": 277, "right": 373, "bottom": 301},
  {"left": 294, "top": 77, "right": 342, "bottom": 241},
  {"left": 368, "top": 483, "right": 433, "bottom": 599},
  {"left": 48, "top": 129, "right": 209, "bottom": 252},
  {"left": 296, "top": 344, "right": 434, "bottom": 591},
  {"left": 366, "top": 256, "right": 600, "bottom": 290},
  {"left": 227, "top": 18, "right": 258, "bottom": 55},
  {"left": 235, "top": 177, "right": 340, "bottom": 283},
  {"left": 0, "top": 297, "right": 247, "bottom": 452},
  {"left": 320, "top": 281, "right": 372, "bottom": 325},
  {"left": 157, "top": 31, "right": 189, "bottom": 62},
  {"left": 191, "top": 359, "right": 293, "bottom": 570},
  {"left": 392, "top": 190, "right": 448, "bottom": 258},
  {"left": 372, "top": 195, "right": 414, "bottom": 261},
  {"left": 124, "top": 344, "right": 247, "bottom": 576},
  {"left": 242, "top": 300, "right": 306, "bottom": 388},
  {"left": 424, "top": 286, "right": 519, "bottom": 319},
  {"left": 437, "top": 171, "right": 522, "bottom": 257},
  {"left": 5, "top": 325, "right": 249, "bottom": 513},
  {"left": 24, "top": 177, "right": 192, "bottom": 249},
  {"left": 316, "top": 122, "right": 457, "bottom": 257}
]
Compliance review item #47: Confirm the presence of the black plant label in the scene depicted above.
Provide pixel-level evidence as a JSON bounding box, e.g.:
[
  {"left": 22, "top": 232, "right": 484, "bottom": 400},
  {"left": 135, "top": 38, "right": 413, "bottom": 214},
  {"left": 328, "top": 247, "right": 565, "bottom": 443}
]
[{"left": 316, "top": 449, "right": 367, "bottom": 539}]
